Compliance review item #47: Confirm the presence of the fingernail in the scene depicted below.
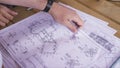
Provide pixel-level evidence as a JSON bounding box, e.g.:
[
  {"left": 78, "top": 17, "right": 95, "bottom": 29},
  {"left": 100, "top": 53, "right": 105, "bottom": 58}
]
[
  {"left": 12, "top": 11, "right": 18, "bottom": 15},
  {"left": 14, "top": 12, "right": 18, "bottom": 15}
]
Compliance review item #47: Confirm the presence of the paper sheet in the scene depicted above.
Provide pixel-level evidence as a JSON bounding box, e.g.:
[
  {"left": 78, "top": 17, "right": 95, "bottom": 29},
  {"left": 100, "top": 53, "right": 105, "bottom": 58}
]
[
  {"left": 0, "top": 11, "right": 120, "bottom": 68},
  {"left": 0, "top": 43, "right": 20, "bottom": 68},
  {"left": 111, "top": 57, "right": 120, "bottom": 68}
]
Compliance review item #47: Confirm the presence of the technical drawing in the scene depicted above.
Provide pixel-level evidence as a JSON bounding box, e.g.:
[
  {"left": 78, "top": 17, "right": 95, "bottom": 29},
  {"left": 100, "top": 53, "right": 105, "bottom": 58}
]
[
  {"left": 0, "top": 12, "right": 120, "bottom": 68},
  {"left": 27, "top": 18, "right": 57, "bottom": 55},
  {"left": 89, "top": 32, "right": 114, "bottom": 52},
  {"left": 7, "top": 32, "right": 16, "bottom": 40},
  {"left": 12, "top": 40, "right": 28, "bottom": 54},
  {"left": 60, "top": 53, "right": 81, "bottom": 68},
  {"left": 28, "top": 19, "right": 55, "bottom": 34},
  {"left": 84, "top": 47, "right": 98, "bottom": 58}
]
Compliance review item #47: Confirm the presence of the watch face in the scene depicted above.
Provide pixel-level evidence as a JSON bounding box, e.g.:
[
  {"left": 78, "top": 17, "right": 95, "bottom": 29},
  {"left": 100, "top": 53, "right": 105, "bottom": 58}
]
[{"left": 0, "top": 52, "right": 2, "bottom": 68}]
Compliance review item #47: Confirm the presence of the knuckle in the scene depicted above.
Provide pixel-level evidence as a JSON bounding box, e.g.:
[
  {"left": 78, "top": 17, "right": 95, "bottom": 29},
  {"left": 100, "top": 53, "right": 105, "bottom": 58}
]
[
  {"left": 11, "top": 16, "right": 14, "bottom": 19},
  {"left": 6, "top": 19, "right": 9, "bottom": 23}
]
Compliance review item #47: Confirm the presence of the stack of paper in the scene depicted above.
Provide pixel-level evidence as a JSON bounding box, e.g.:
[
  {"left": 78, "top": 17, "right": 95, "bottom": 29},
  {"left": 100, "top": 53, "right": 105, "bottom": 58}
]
[
  {"left": 111, "top": 57, "right": 120, "bottom": 68},
  {"left": 0, "top": 4, "right": 120, "bottom": 68}
]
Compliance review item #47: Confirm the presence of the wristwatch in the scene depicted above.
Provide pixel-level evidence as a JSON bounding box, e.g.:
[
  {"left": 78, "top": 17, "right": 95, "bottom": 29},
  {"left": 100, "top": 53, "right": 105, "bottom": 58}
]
[{"left": 43, "top": 0, "right": 55, "bottom": 12}]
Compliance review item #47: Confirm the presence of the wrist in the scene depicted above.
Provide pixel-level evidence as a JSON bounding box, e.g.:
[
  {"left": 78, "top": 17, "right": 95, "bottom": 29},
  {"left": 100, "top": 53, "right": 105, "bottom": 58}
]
[
  {"left": 34, "top": 0, "right": 47, "bottom": 10},
  {"left": 48, "top": 2, "right": 59, "bottom": 14}
]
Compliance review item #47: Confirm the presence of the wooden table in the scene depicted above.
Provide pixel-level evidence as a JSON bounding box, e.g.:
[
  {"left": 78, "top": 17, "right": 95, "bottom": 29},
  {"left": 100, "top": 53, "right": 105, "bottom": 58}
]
[{"left": 0, "top": 0, "right": 120, "bottom": 38}]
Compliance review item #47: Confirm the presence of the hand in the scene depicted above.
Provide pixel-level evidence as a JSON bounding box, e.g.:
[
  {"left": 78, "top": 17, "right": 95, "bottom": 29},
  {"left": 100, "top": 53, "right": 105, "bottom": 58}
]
[
  {"left": 49, "top": 3, "right": 83, "bottom": 32},
  {"left": 0, "top": 4, "right": 18, "bottom": 26}
]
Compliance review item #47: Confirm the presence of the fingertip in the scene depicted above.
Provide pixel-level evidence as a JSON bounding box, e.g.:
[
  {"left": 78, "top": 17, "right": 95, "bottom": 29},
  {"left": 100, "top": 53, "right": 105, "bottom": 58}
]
[
  {"left": 71, "top": 27, "right": 77, "bottom": 32},
  {"left": 73, "top": 29, "right": 77, "bottom": 33},
  {"left": 77, "top": 20, "right": 84, "bottom": 26},
  {"left": 11, "top": 11, "right": 18, "bottom": 16},
  {"left": 9, "top": 10, "right": 18, "bottom": 16},
  {"left": 3, "top": 6, "right": 18, "bottom": 16},
  {"left": 79, "top": 21, "right": 84, "bottom": 27}
]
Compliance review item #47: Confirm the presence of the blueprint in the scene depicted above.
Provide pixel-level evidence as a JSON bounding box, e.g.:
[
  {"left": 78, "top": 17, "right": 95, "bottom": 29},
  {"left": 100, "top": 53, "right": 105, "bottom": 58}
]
[
  {"left": 0, "top": 43, "right": 20, "bottom": 68},
  {"left": 0, "top": 4, "right": 120, "bottom": 68}
]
